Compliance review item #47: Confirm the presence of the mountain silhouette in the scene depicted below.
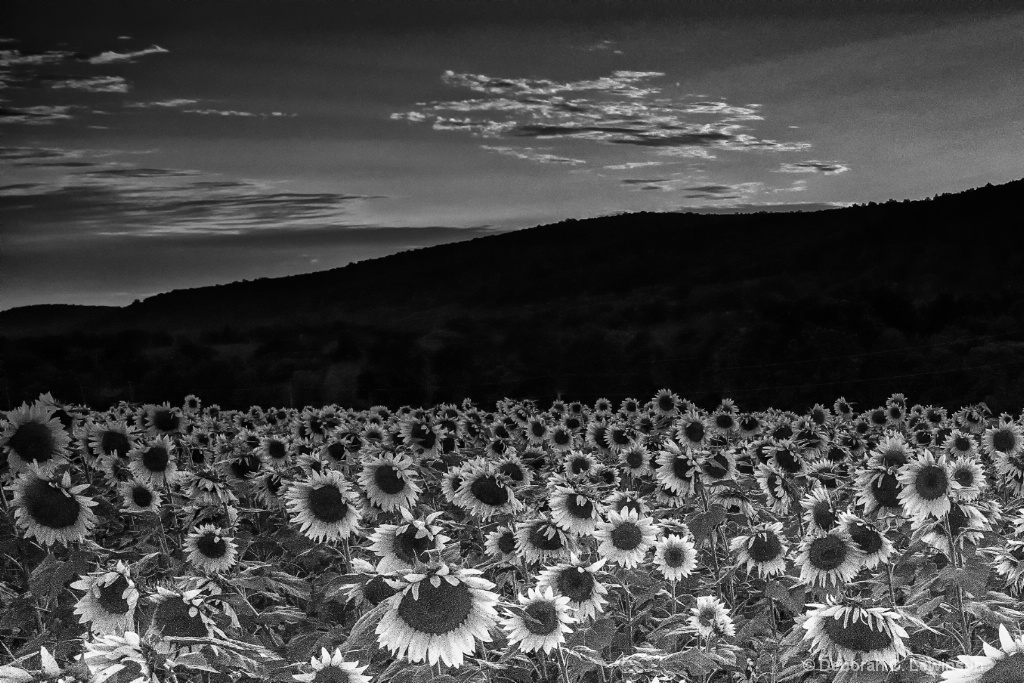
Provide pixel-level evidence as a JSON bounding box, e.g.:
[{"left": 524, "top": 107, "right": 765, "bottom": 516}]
[{"left": 3, "top": 178, "right": 1024, "bottom": 411}]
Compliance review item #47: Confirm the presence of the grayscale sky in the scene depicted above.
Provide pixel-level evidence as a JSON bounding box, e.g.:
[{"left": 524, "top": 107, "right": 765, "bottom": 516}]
[{"left": 2, "top": 1, "right": 1022, "bottom": 310}]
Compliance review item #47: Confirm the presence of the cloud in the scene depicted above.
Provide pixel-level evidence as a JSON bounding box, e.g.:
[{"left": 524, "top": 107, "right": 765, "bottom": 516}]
[
  {"left": 776, "top": 160, "right": 850, "bottom": 174},
  {"left": 0, "top": 49, "right": 71, "bottom": 67},
  {"left": 0, "top": 105, "right": 73, "bottom": 124},
  {"left": 481, "top": 145, "right": 586, "bottom": 165},
  {"left": 393, "top": 70, "right": 810, "bottom": 168},
  {"left": 0, "top": 160, "right": 386, "bottom": 241},
  {"left": 49, "top": 75, "right": 129, "bottom": 93},
  {"left": 126, "top": 99, "right": 198, "bottom": 108},
  {"left": 681, "top": 181, "right": 766, "bottom": 201},
  {"left": 684, "top": 201, "right": 852, "bottom": 214},
  {"left": 183, "top": 108, "right": 295, "bottom": 118},
  {"left": 604, "top": 161, "right": 666, "bottom": 170},
  {"left": 86, "top": 45, "right": 168, "bottom": 64}
]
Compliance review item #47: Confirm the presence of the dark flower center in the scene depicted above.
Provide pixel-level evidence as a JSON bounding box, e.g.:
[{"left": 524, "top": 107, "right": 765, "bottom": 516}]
[
  {"left": 952, "top": 466, "right": 975, "bottom": 487},
  {"left": 307, "top": 485, "right": 350, "bottom": 523},
  {"left": 152, "top": 409, "right": 180, "bottom": 433},
  {"left": 715, "top": 414, "right": 734, "bottom": 430},
  {"left": 914, "top": 464, "right": 949, "bottom": 500},
  {"left": 879, "top": 448, "right": 908, "bottom": 469},
  {"left": 153, "top": 596, "right": 208, "bottom": 638},
  {"left": 557, "top": 567, "right": 595, "bottom": 602},
  {"left": 396, "top": 578, "right": 473, "bottom": 635},
  {"left": 671, "top": 455, "right": 694, "bottom": 482},
  {"left": 394, "top": 526, "right": 433, "bottom": 564},
  {"left": 590, "top": 426, "right": 608, "bottom": 449},
  {"left": 812, "top": 502, "right": 836, "bottom": 531},
  {"left": 131, "top": 485, "right": 153, "bottom": 508},
  {"left": 523, "top": 601, "right": 559, "bottom": 635},
  {"left": 363, "top": 575, "right": 397, "bottom": 605},
  {"left": 774, "top": 448, "right": 802, "bottom": 474},
  {"left": 870, "top": 410, "right": 887, "bottom": 426},
  {"left": 663, "top": 546, "right": 686, "bottom": 567},
  {"left": 625, "top": 449, "right": 645, "bottom": 469},
  {"left": 24, "top": 478, "right": 80, "bottom": 528},
  {"left": 954, "top": 436, "right": 973, "bottom": 452},
  {"left": 9, "top": 422, "right": 56, "bottom": 463},
  {"left": 196, "top": 532, "right": 228, "bottom": 559},
  {"left": 100, "top": 430, "right": 131, "bottom": 458},
  {"left": 740, "top": 416, "right": 759, "bottom": 432},
  {"left": 142, "top": 446, "right": 170, "bottom": 473},
  {"left": 683, "top": 422, "right": 705, "bottom": 443},
  {"left": 870, "top": 474, "right": 902, "bottom": 508},
  {"left": 497, "top": 531, "right": 516, "bottom": 555},
  {"left": 312, "top": 665, "right": 358, "bottom": 683},
  {"left": 325, "top": 442, "right": 346, "bottom": 462},
  {"left": 658, "top": 395, "right": 675, "bottom": 412},
  {"left": 848, "top": 522, "right": 883, "bottom": 555},
  {"left": 531, "top": 422, "right": 547, "bottom": 438},
  {"left": 808, "top": 536, "right": 849, "bottom": 571},
  {"left": 470, "top": 476, "right": 509, "bottom": 507},
  {"left": 980, "top": 653, "right": 1024, "bottom": 683},
  {"left": 553, "top": 430, "right": 572, "bottom": 446},
  {"left": 703, "top": 453, "right": 730, "bottom": 479},
  {"left": 610, "top": 521, "right": 643, "bottom": 551},
  {"left": 993, "top": 429, "right": 1018, "bottom": 454},
  {"left": 499, "top": 461, "right": 525, "bottom": 482},
  {"left": 564, "top": 494, "right": 594, "bottom": 520},
  {"left": 373, "top": 465, "right": 407, "bottom": 495},
  {"left": 827, "top": 447, "right": 847, "bottom": 463},
  {"left": 97, "top": 575, "right": 131, "bottom": 615},
  {"left": 529, "top": 524, "right": 564, "bottom": 551},
  {"left": 822, "top": 613, "right": 895, "bottom": 653},
  {"left": 570, "top": 457, "right": 591, "bottom": 474},
  {"left": 773, "top": 424, "right": 793, "bottom": 440},
  {"left": 747, "top": 532, "right": 783, "bottom": 563}
]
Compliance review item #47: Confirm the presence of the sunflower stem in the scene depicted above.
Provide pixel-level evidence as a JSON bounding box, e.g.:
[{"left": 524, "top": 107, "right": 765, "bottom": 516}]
[
  {"left": 942, "top": 515, "right": 972, "bottom": 655},
  {"left": 556, "top": 644, "right": 571, "bottom": 683}
]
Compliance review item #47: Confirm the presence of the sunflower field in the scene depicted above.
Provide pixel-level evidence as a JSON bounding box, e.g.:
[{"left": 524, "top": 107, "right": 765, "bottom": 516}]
[{"left": 3, "top": 391, "right": 1024, "bottom": 683}]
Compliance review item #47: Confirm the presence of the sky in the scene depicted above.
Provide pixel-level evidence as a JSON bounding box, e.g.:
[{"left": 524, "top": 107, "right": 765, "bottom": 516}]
[{"left": 2, "top": 1, "right": 1023, "bottom": 310}]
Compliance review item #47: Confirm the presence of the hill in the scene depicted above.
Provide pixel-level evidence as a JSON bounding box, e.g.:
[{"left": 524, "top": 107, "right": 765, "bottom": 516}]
[{"left": 3, "top": 178, "right": 1024, "bottom": 411}]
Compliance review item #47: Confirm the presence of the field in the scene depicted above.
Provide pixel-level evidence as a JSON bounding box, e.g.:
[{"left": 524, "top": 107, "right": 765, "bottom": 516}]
[{"left": 2, "top": 391, "right": 1023, "bottom": 683}]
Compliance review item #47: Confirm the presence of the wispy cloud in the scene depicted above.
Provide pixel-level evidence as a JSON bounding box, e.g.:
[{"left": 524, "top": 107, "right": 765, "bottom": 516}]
[
  {"left": 86, "top": 45, "right": 168, "bottom": 64},
  {"left": 126, "top": 98, "right": 198, "bottom": 108},
  {"left": 0, "top": 105, "right": 73, "bottom": 124},
  {"left": 49, "top": 75, "right": 129, "bottom": 93},
  {"left": 776, "top": 160, "right": 850, "bottom": 175},
  {"left": 392, "top": 69, "right": 810, "bottom": 169},
  {"left": 481, "top": 145, "right": 586, "bottom": 165},
  {"left": 183, "top": 108, "right": 295, "bottom": 118}
]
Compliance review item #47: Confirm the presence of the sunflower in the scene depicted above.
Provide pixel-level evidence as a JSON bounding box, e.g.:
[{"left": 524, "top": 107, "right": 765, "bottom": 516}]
[
  {"left": 147, "top": 586, "right": 225, "bottom": 653},
  {"left": 183, "top": 468, "right": 238, "bottom": 507},
  {"left": 293, "top": 648, "right": 371, "bottom": 683},
  {"left": 948, "top": 456, "right": 986, "bottom": 501},
  {"left": 675, "top": 409, "right": 708, "bottom": 449},
  {"left": 144, "top": 403, "right": 183, "bottom": 438},
  {"left": 359, "top": 450, "right": 422, "bottom": 512},
  {"left": 128, "top": 436, "right": 179, "bottom": 487},
  {"left": 942, "top": 624, "right": 1024, "bottom": 682},
  {"left": 375, "top": 563, "right": 499, "bottom": 668},
  {"left": 285, "top": 469, "right": 362, "bottom": 543},
  {"left": 256, "top": 434, "right": 292, "bottom": 469},
  {"left": 710, "top": 483, "right": 757, "bottom": 518},
  {"left": 897, "top": 450, "right": 956, "bottom": 520},
  {"left": 603, "top": 421, "right": 635, "bottom": 453},
  {"left": 914, "top": 502, "right": 991, "bottom": 557},
  {"left": 755, "top": 464, "right": 794, "bottom": 515},
  {"left": 944, "top": 429, "right": 979, "bottom": 460},
  {"left": 799, "top": 487, "right": 838, "bottom": 535},
  {"left": 484, "top": 525, "right": 519, "bottom": 563},
  {"left": 689, "top": 595, "right": 735, "bottom": 640},
  {"left": 653, "top": 389, "right": 682, "bottom": 417},
  {"left": 802, "top": 600, "right": 909, "bottom": 670},
  {"left": 699, "top": 449, "right": 736, "bottom": 485},
  {"left": 989, "top": 540, "right": 1024, "bottom": 594},
  {"left": 70, "top": 561, "right": 139, "bottom": 635},
  {"left": 549, "top": 424, "right": 576, "bottom": 452},
  {"left": 516, "top": 517, "right": 575, "bottom": 565},
  {"left": 656, "top": 441, "right": 699, "bottom": 496},
  {"left": 653, "top": 533, "right": 698, "bottom": 582},
  {"left": 497, "top": 453, "right": 535, "bottom": 488},
  {"left": 994, "top": 451, "right": 1024, "bottom": 495},
  {"left": 730, "top": 522, "right": 788, "bottom": 578},
  {"left": 253, "top": 470, "right": 287, "bottom": 508},
  {"left": 866, "top": 433, "right": 913, "bottom": 472},
  {"left": 536, "top": 555, "right": 609, "bottom": 621},
  {"left": 10, "top": 470, "right": 98, "bottom": 546},
  {"left": 502, "top": 586, "right": 575, "bottom": 654},
  {"left": 604, "top": 490, "right": 649, "bottom": 518},
  {"left": 796, "top": 530, "right": 864, "bottom": 590},
  {"left": 89, "top": 419, "right": 138, "bottom": 462},
  {"left": 525, "top": 416, "right": 550, "bottom": 445},
  {"left": 837, "top": 513, "right": 893, "bottom": 569},
  {"left": 594, "top": 509, "right": 657, "bottom": 569},
  {"left": 184, "top": 524, "right": 238, "bottom": 574},
  {"left": 585, "top": 421, "right": 611, "bottom": 455},
  {"left": 855, "top": 469, "right": 904, "bottom": 519},
  {"left": 82, "top": 632, "right": 155, "bottom": 683},
  {"left": 369, "top": 509, "right": 450, "bottom": 574},
  {"left": 440, "top": 465, "right": 466, "bottom": 505},
  {"left": 1, "top": 402, "right": 71, "bottom": 476},
  {"left": 119, "top": 479, "right": 162, "bottom": 514},
  {"left": 453, "top": 460, "right": 522, "bottom": 520},
  {"left": 769, "top": 439, "right": 806, "bottom": 476},
  {"left": 549, "top": 484, "right": 602, "bottom": 537}
]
